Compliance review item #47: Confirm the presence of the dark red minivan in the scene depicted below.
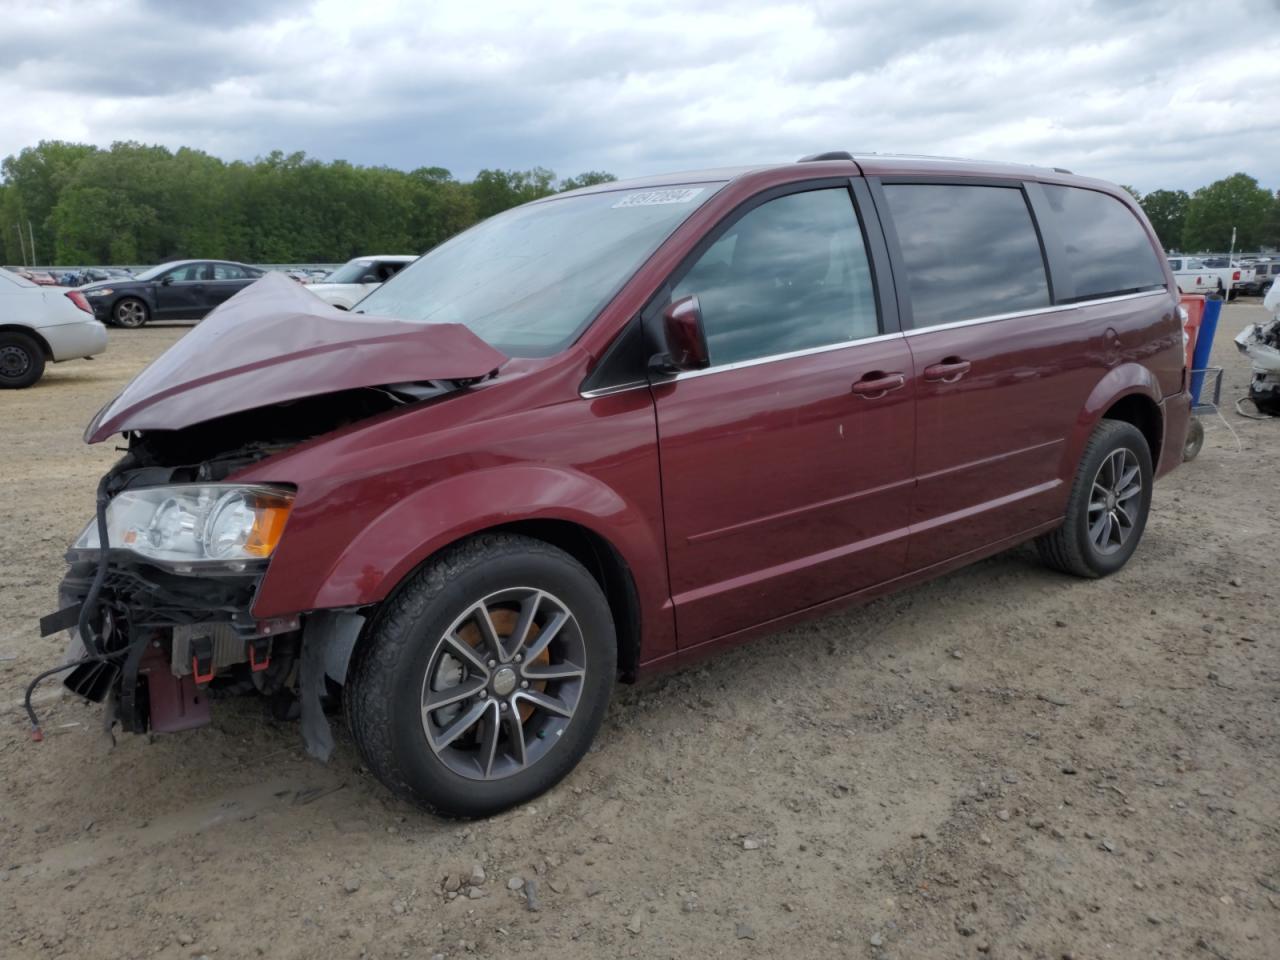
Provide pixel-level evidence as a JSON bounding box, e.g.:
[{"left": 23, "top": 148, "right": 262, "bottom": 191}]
[{"left": 45, "top": 152, "right": 1190, "bottom": 816}]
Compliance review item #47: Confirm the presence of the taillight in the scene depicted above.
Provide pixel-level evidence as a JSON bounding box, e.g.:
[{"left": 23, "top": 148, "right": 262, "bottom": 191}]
[
  {"left": 1233, "top": 270, "right": 1240, "bottom": 281},
  {"left": 65, "top": 290, "right": 92, "bottom": 314}
]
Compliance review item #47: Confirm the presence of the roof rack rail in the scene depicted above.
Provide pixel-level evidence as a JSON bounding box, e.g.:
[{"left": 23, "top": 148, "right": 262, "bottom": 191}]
[{"left": 798, "top": 151, "right": 855, "bottom": 162}]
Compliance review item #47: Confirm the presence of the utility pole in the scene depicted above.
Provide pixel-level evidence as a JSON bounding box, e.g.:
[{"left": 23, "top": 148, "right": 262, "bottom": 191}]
[
  {"left": 15, "top": 223, "right": 27, "bottom": 267},
  {"left": 27, "top": 220, "right": 36, "bottom": 267}
]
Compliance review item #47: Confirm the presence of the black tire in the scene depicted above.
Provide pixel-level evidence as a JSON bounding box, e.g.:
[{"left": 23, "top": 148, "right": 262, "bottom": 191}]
[
  {"left": 1182, "top": 417, "right": 1205, "bottom": 461},
  {"left": 1035, "top": 419, "right": 1153, "bottom": 578},
  {"left": 112, "top": 297, "right": 149, "bottom": 328},
  {"left": 345, "top": 533, "right": 616, "bottom": 818},
  {"left": 0, "top": 331, "right": 46, "bottom": 389}
]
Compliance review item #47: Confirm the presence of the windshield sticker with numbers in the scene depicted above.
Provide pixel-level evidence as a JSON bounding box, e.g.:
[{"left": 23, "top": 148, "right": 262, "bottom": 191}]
[{"left": 612, "top": 187, "right": 705, "bottom": 208}]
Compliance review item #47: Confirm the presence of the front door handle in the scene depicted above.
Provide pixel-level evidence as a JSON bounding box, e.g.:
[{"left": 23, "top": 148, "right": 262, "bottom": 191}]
[
  {"left": 851, "top": 371, "right": 906, "bottom": 398},
  {"left": 923, "top": 358, "right": 971, "bottom": 382}
]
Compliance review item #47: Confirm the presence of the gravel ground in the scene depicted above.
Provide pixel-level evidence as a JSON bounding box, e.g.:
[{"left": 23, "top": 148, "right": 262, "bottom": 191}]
[{"left": 2, "top": 306, "right": 1278, "bottom": 960}]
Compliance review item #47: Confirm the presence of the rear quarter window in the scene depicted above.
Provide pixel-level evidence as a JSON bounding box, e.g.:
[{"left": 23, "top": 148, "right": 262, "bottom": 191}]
[{"left": 1041, "top": 185, "right": 1166, "bottom": 301}]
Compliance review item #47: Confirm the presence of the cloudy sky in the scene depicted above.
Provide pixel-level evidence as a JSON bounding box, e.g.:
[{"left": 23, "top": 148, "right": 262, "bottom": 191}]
[{"left": 2, "top": 0, "right": 1279, "bottom": 193}]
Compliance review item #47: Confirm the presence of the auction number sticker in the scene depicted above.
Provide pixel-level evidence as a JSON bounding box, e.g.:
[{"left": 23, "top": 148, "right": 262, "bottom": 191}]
[{"left": 612, "top": 187, "right": 705, "bottom": 208}]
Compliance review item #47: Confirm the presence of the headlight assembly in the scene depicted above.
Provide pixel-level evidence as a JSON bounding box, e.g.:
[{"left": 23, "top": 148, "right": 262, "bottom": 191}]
[
  {"left": 84, "top": 288, "right": 114, "bottom": 297},
  {"left": 73, "top": 484, "right": 294, "bottom": 570}
]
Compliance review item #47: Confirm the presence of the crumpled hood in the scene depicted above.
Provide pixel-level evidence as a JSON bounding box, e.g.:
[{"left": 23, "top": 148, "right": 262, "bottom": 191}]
[{"left": 85, "top": 270, "right": 507, "bottom": 443}]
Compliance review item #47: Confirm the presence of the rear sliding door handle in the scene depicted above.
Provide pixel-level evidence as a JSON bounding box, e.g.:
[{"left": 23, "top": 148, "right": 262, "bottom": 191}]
[
  {"left": 851, "top": 372, "right": 906, "bottom": 398},
  {"left": 923, "top": 358, "right": 972, "bottom": 382}
]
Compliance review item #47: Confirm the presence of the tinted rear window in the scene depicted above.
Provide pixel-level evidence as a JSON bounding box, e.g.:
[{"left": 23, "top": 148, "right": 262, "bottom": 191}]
[
  {"left": 882, "top": 183, "right": 1050, "bottom": 326},
  {"left": 1041, "top": 185, "right": 1166, "bottom": 300}
]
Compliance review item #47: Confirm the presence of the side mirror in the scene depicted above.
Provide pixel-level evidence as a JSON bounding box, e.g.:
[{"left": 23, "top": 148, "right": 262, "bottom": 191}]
[
  {"left": 160, "top": 275, "right": 174, "bottom": 286},
  {"left": 653, "top": 295, "right": 710, "bottom": 373}
]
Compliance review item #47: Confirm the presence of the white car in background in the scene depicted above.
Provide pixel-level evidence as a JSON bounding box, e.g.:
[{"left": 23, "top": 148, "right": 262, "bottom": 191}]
[
  {"left": 1166, "top": 256, "right": 1218, "bottom": 296},
  {"left": 0, "top": 267, "right": 107, "bottom": 388},
  {"left": 306, "top": 255, "right": 416, "bottom": 309}
]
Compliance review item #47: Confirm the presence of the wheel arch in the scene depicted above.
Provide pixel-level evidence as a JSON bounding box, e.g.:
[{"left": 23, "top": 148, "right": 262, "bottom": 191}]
[
  {"left": 253, "top": 464, "right": 671, "bottom": 678},
  {"left": 1099, "top": 392, "right": 1163, "bottom": 471},
  {"left": 367, "top": 518, "right": 644, "bottom": 683},
  {"left": 1061, "top": 364, "right": 1165, "bottom": 479},
  {"left": 0, "top": 324, "right": 52, "bottom": 358}
]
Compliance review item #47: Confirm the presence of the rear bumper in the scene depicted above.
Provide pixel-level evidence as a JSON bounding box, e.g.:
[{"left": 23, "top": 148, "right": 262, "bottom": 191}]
[
  {"left": 41, "top": 319, "right": 108, "bottom": 360},
  {"left": 1157, "top": 392, "right": 1191, "bottom": 478}
]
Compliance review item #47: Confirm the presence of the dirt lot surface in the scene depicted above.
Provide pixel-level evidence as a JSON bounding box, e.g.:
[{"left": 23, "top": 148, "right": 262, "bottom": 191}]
[{"left": 2, "top": 306, "right": 1278, "bottom": 960}]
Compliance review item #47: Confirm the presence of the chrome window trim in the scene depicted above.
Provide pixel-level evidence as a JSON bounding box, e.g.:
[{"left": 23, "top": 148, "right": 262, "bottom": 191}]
[
  {"left": 671, "top": 331, "right": 905, "bottom": 383},
  {"left": 580, "top": 379, "right": 649, "bottom": 399},
  {"left": 579, "top": 288, "right": 1169, "bottom": 397},
  {"left": 901, "top": 288, "right": 1169, "bottom": 337}
]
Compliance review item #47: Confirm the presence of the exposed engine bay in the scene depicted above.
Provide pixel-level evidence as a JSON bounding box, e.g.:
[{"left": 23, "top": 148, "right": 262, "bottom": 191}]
[{"left": 1235, "top": 313, "right": 1280, "bottom": 417}]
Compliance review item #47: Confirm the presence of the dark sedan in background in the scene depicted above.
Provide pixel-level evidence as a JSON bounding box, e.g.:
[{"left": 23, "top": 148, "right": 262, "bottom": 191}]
[{"left": 80, "top": 259, "right": 265, "bottom": 327}]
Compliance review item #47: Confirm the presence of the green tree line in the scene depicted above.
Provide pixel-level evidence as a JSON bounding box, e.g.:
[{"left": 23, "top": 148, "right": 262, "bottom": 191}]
[
  {"left": 0, "top": 140, "right": 616, "bottom": 266},
  {"left": 3, "top": 141, "right": 1278, "bottom": 266},
  {"left": 1126, "top": 173, "right": 1280, "bottom": 253}
]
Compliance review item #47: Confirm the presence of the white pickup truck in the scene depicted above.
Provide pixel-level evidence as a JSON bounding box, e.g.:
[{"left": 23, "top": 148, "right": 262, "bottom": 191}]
[
  {"left": 1198, "top": 257, "right": 1254, "bottom": 299},
  {"left": 1166, "top": 256, "right": 1218, "bottom": 296}
]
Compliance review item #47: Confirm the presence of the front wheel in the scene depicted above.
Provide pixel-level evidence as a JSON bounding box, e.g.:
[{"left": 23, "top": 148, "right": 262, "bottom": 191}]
[
  {"left": 112, "top": 297, "right": 149, "bottom": 328},
  {"left": 1036, "top": 419, "right": 1153, "bottom": 578},
  {"left": 345, "top": 534, "right": 616, "bottom": 818}
]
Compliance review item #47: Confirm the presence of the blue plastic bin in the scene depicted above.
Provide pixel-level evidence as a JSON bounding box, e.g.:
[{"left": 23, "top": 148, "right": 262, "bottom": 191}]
[{"left": 1189, "top": 296, "right": 1222, "bottom": 405}]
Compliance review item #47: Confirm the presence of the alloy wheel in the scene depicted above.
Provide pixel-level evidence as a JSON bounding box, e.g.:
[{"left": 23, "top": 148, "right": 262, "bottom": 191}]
[
  {"left": 115, "top": 300, "right": 146, "bottom": 327},
  {"left": 420, "top": 587, "right": 586, "bottom": 781},
  {"left": 1087, "top": 447, "right": 1142, "bottom": 555}
]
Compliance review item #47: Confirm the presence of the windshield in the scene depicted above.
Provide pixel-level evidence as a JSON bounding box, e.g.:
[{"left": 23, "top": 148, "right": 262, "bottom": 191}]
[
  {"left": 357, "top": 183, "right": 722, "bottom": 356},
  {"left": 134, "top": 261, "right": 184, "bottom": 281},
  {"left": 326, "top": 259, "right": 379, "bottom": 284}
]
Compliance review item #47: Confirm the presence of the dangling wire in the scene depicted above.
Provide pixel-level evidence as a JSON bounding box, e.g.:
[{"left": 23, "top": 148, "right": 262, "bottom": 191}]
[
  {"left": 24, "top": 648, "right": 128, "bottom": 741},
  {"left": 28, "top": 473, "right": 118, "bottom": 740}
]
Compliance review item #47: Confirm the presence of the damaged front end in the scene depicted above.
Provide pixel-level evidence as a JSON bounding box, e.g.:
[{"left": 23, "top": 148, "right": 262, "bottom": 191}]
[
  {"left": 47, "top": 415, "right": 385, "bottom": 759},
  {"left": 34, "top": 272, "right": 507, "bottom": 757},
  {"left": 1235, "top": 313, "right": 1280, "bottom": 416}
]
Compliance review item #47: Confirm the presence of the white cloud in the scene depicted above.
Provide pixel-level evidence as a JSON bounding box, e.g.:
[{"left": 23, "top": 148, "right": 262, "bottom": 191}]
[{"left": 1, "top": 0, "right": 1278, "bottom": 192}]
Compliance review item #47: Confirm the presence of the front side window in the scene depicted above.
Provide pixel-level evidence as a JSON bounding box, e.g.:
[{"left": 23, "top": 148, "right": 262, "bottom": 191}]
[
  {"left": 883, "top": 183, "right": 1050, "bottom": 327},
  {"left": 671, "top": 187, "right": 878, "bottom": 365},
  {"left": 357, "top": 184, "right": 720, "bottom": 356},
  {"left": 1168, "top": 259, "right": 1182, "bottom": 270},
  {"left": 164, "top": 263, "right": 206, "bottom": 282},
  {"left": 1041, "top": 185, "right": 1166, "bottom": 300}
]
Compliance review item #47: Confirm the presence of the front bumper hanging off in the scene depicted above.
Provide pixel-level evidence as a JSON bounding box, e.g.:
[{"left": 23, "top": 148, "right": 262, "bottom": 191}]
[
  {"left": 44, "top": 553, "right": 365, "bottom": 760},
  {"left": 52, "top": 555, "right": 296, "bottom": 734}
]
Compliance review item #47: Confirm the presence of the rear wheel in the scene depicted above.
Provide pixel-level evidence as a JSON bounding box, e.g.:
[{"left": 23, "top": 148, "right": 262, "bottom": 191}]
[
  {"left": 113, "top": 298, "right": 149, "bottom": 328},
  {"left": 345, "top": 533, "right": 616, "bottom": 817},
  {"left": 0, "top": 331, "right": 46, "bottom": 389},
  {"left": 1036, "top": 420, "right": 1153, "bottom": 578}
]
